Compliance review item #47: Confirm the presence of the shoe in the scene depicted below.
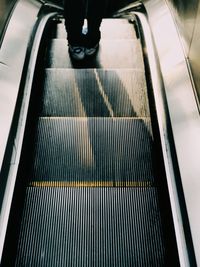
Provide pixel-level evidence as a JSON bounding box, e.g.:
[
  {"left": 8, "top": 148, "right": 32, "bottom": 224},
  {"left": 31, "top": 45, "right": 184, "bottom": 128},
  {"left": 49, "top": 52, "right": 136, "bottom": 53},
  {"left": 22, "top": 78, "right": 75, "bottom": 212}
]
[
  {"left": 85, "top": 43, "right": 99, "bottom": 57},
  {"left": 68, "top": 45, "right": 85, "bottom": 60}
]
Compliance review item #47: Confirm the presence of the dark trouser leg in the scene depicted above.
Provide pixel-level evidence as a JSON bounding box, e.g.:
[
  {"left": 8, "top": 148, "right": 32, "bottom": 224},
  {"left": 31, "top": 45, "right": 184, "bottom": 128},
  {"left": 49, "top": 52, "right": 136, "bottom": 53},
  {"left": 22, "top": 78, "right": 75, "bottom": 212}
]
[
  {"left": 64, "top": 0, "right": 86, "bottom": 45},
  {"left": 86, "top": 0, "right": 107, "bottom": 47}
]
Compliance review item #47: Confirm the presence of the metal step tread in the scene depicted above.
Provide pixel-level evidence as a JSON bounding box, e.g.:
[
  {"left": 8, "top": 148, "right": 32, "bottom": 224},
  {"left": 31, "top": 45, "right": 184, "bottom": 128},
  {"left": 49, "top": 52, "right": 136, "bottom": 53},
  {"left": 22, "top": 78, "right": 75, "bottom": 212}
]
[
  {"left": 45, "top": 39, "right": 144, "bottom": 69},
  {"left": 41, "top": 68, "right": 150, "bottom": 117},
  {"left": 1, "top": 14, "right": 179, "bottom": 267},
  {"left": 29, "top": 117, "right": 154, "bottom": 183},
  {"left": 52, "top": 19, "right": 137, "bottom": 40},
  {"left": 15, "top": 186, "right": 165, "bottom": 267}
]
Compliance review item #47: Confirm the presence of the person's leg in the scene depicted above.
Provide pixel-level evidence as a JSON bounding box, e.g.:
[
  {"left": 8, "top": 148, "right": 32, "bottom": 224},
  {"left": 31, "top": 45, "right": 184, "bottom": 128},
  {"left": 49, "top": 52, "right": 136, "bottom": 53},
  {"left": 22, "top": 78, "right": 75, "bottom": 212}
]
[
  {"left": 64, "top": 0, "right": 85, "bottom": 45},
  {"left": 86, "top": 0, "right": 107, "bottom": 47}
]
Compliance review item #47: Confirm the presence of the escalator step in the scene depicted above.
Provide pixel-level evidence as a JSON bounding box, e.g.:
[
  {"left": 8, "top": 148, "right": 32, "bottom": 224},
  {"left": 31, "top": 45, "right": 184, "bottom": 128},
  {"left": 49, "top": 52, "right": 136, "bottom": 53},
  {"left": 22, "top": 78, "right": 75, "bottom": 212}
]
[
  {"left": 42, "top": 69, "right": 149, "bottom": 117},
  {"left": 29, "top": 117, "right": 154, "bottom": 182},
  {"left": 15, "top": 187, "right": 165, "bottom": 267},
  {"left": 52, "top": 19, "right": 137, "bottom": 40},
  {"left": 1, "top": 16, "right": 180, "bottom": 267},
  {"left": 45, "top": 39, "right": 144, "bottom": 69}
]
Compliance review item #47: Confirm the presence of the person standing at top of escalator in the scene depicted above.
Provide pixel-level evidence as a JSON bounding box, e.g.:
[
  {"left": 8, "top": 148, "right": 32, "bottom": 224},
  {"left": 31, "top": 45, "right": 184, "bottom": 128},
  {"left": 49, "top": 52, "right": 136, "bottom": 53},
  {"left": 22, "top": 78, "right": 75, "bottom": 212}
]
[{"left": 64, "top": 0, "right": 107, "bottom": 60}]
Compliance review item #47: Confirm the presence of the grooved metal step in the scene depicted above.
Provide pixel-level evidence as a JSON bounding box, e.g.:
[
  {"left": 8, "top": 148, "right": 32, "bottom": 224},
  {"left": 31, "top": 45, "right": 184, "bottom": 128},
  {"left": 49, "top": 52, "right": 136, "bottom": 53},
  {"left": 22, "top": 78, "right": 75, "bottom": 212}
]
[
  {"left": 1, "top": 17, "right": 179, "bottom": 267},
  {"left": 52, "top": 19, "right": 137, "bottom": 40},
  {"left": 15, "top": 187, "right": 165, "bottom": 267},
  {"left": 42, "top": 69, "right": 149, "bottom": 117},
  {"left": 29, "top": 117, "right": 154, "bottom": 183},
  {"left": 45, "top": 39, "right": 144, "bottom": 69}
]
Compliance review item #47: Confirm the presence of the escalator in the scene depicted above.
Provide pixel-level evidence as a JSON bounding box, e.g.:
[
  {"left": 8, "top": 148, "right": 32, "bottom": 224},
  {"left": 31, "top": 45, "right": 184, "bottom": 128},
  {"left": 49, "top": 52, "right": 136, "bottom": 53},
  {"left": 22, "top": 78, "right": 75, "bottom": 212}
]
[{"left": 1, "top": 15, "right": 180, "bottom": 266}]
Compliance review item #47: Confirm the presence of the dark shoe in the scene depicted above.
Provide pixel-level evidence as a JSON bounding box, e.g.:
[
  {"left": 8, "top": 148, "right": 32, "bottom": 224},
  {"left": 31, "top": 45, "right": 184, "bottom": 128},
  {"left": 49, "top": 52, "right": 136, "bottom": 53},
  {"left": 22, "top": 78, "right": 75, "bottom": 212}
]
[
  {"left": 68, "top": 45, "right": 85, "bottom": 60},
  {"left": 85, "top": 43, "right": 99, "bottom": 56}
]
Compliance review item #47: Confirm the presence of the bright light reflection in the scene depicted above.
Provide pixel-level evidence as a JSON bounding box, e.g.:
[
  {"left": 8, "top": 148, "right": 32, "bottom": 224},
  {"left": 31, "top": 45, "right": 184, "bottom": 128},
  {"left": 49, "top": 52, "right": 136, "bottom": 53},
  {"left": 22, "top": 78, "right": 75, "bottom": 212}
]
[{"left": 154, "top": 14, "right": 183, "bottom": 72}]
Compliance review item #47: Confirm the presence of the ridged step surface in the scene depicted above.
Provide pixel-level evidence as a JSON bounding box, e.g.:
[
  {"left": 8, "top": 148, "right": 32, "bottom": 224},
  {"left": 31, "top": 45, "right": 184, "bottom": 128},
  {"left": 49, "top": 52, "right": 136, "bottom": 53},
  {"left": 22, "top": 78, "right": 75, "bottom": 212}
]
[
  {"left": 41, "top": 68, "right": 149, "bottom": 117},
  {"left": 46, "top": 39, "right": 144, "bottom": 69},
  {"left": 15, "top": 187, "right": 165, "bottom": 267},
  {"left": 52, "top": 19, "right": 137, "bottom": 40},
  {"left": 29, "top": 117, "right": 154, "bottom": 182},
  {"left": 2, "top": 18, "right": 177, "bottom": 267}
]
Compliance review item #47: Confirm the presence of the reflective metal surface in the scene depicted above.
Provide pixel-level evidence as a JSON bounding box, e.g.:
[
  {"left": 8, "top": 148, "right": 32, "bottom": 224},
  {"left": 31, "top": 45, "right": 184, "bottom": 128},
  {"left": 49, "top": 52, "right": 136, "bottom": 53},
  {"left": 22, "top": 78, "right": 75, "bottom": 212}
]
[
  {"left": 189, "top": 3, "right": 200, "bottom": 104},
  {"left": 142, "top": 0, "right": 200, "bottom": 265},
  {"left": 0, "top": 0, "right": 41, "bottom": 172},
  {"left": 166, "top": 0, "right": 200, "bottom": 106},
  {"left": 0, "top": 0, "right": 17, "bottom": 44},
  {"left": 166, "top": 0, "right": 198, "bottom": 55},
  {"left": 0, "top": 0, "right": 42, "bottom": 260}
]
